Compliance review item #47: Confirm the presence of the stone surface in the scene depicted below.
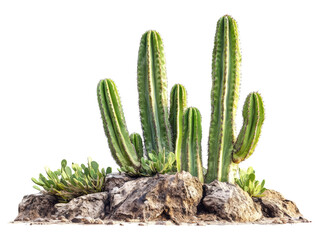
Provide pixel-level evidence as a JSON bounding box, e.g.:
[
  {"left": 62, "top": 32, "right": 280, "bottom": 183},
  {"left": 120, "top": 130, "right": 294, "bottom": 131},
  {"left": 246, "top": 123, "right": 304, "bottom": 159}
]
[
  {"left": 53, "top": 192, "right": 108, "bottom": 220},
  {"left": 202, "top": 180, "right": 263, "bottom": 222},
  {"left": 104, "top": 173, "right": 133, "bottom": 192},
  {"left": 15, "top": 194, "right": 58, "bottom": 221},
  {"left": 108, "top": 171, "right": 203, "bottom": 223},
  {"left": 254, "top": 189, "right": 302, "bottom": 218}
]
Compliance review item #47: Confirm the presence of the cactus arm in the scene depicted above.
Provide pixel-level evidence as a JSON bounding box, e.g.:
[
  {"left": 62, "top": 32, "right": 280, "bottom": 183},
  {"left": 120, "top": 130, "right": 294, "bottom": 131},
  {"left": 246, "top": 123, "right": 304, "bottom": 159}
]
[
  {"left": 206, "top": 15, "right": 241, "bottom": 183},
  {"left": 137, "top": 30, "right": 173, "bottom": 156},
  {"left": 169, "top": 84, "right": 187, "bottom": 172},
  {"left": 130, "top": 133, "right": 144, "bottom": 160},
  {"left": 233, "top": 92, "right": 265, "bottom": 163},
  {"left": 181, "top": 108, "right": 204, "bottom": 182},
  {"left": 97, "top": 79, "right": 140, "bottom": 169}
]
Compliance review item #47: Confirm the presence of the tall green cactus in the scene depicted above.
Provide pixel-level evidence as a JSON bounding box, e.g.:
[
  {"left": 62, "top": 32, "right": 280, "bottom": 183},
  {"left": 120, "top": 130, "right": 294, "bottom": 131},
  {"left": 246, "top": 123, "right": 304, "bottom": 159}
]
[
  {"left": 206, "top": 15, "right": 265, "bottom": 183},
  {"left": 169, "top": 84, "right": 187, "bottom": 172},
  {"left": 137, "top": 30, "right": 173, "bottom": 156},
  {"left": 181, "top": 107, "right": 204, "bottom": 182},
  {"left": 97, "top": 79, "right": 140, "bottom": 170}
]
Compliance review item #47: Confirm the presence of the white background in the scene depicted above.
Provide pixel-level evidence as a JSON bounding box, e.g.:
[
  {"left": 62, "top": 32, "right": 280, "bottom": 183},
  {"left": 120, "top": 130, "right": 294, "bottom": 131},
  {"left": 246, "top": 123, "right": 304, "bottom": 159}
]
[{"left": 0, "top": 0, "right": 318, "bottom": 239}]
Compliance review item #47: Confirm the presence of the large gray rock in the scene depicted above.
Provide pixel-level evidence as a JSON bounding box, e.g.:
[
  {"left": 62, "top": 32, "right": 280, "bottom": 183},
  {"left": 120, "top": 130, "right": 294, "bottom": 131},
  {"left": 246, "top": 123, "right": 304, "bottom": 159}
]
[
  {"left": 53, "top": 192, "right": 108, "bottom": 220},
  {"left": 108, "top": 171, "right": 203, "bottom": 223},
  {"left": 202, "top": 180, "right": 262, "bottom": 222},
  {"left": 254, "top": 189, "right": 302, "bottom": 218},
  {"left": 15, "top": 194, "right": 58, "bottom": 221},
  {"left": 104, "top": 173, "right": 133, "bottom": 192}
]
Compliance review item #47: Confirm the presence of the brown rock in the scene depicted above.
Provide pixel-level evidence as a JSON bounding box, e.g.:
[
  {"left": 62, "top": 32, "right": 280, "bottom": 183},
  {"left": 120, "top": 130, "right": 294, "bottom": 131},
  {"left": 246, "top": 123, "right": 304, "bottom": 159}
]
[
  {"left": 104, "top": 173, "right": 133, "bottom": 192},
  {"left": 108, "top": 171, "right": 203, "bottom": 223},
  {"left": 15, "top": 194, "right": 58, "bottom": 221},
  {"left": 254, "top": 189, "right": 302, "bottom": 219},
  {"left": 202, "top": 180, "right": 262, "bottom": 222},
  {"left": 53, "top": 192, "right": 108, "bottom": 220}
]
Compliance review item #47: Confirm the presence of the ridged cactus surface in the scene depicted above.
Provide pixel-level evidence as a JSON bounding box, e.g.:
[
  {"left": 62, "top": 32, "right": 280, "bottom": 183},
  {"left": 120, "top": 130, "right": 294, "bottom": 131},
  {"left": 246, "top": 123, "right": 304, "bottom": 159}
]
[
  {"left": 181, "top": 107, "right": 204, "bottom": 182},
  {"left": 97, "top": 79, "right": 140, "bottom": 170},
  {"left": 137, "top": 30, "right": 173, "bottom": 156},
  {"left": 169, "top": 84, "right": 187, "bottom": 171}
]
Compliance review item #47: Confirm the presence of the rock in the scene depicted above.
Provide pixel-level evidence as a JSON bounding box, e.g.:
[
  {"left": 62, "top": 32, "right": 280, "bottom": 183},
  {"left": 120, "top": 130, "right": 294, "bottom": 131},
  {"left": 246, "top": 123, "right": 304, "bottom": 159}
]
[
  {"left": 108, "top": 171, "right": 203, "bottom": 223},
  {"left": 104, "top": 173, "right": 133, "bottom": 192},
  {"left": 15, "top": 194, "right": 58, "bottom": 221},
  {"left": 202, "top": 180, "right": 262, "bottom": 222},
  {"left": 53, "top": 192, "right": 108, "bottom": 220},
  {"left": 254, "top": 189, "right": 303, "bottom": 219}
]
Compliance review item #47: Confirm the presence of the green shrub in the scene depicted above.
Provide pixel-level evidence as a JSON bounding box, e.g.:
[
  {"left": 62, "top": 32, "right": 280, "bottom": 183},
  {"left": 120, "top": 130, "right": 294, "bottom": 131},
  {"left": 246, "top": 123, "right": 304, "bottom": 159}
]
[
  {"left": 235, "top": 167, "right": 266, "bottom": 197},
  {"left": 32, "top": 158, "right": 112, "bottom": 202}
]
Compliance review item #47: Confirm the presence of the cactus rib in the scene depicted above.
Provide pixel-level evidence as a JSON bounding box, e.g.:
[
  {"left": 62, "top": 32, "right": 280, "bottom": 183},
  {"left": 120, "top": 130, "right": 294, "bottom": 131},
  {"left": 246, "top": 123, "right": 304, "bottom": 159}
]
[
  {"left": 169, "top": 84, "right": 187, "bottom": 171},
  {"left": 97, "top": 79, "right": 140, "bottom": 169},
  {"left": 181, "top": 107, "right": 204, "bottom": 182},
  {"left": 137, "top": 30, "right": 173, "bottom": 156}
]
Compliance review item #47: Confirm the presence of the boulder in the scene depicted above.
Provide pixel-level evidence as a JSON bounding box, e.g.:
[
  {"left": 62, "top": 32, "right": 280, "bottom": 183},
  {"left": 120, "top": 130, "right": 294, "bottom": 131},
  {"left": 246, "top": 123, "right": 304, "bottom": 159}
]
[
  {"left": 254, "top": 189, "right": 302, "bottom": 218},
  {"left": 202, "top": 180, "right": 262, "bottom": 222},
  {"left": 108, "top": 171, "right": 203, "bottom": 223},
  {"left": 15, "top": 194, "right": 58, "bottom": 221},
  {"left": 53, "top": 192, "right": 108, "bottom": 220},
  {"left": 104, "top": 173, "right": 133, "bottom": 192}
]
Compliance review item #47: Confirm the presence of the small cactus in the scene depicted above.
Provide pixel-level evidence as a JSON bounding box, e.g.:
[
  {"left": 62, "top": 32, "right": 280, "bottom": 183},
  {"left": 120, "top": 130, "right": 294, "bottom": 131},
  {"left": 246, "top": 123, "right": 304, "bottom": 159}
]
[
  {"left": 181, "top": 107, "right": 204, "bottom": 182},
  {"left": 169, "top": 84, "right": 187, "bottom": 172},
  {"left": 130, "top": 133, "right": 144, "bottom": 160},
  {"left": 97, "top": 79, "right": 140, "bottom": 170}
]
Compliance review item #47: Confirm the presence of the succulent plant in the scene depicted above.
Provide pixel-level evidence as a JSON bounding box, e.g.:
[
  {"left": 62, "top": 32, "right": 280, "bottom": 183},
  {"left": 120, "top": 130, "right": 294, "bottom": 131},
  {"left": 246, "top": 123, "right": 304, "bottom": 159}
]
[
  {"left": 120, "top": 149, "right": 176, "bottom": 176},
  {"left": 235, "top": 167, "right": 266, "bottom": 197},
  {"left": 32, "top": 158, "right": 111, "bottom": 202},
  {"left": 206, "top": 15, "right": 265, "bottom": 183},
  {"left": 169, "top": 84, "right": 187, "bottom": 172},
  {"left": 137, "top": 30, "right": 173, "bottom": 156},
  {"left": 181, "top": 107, "right": 204, "bottom": 182}
]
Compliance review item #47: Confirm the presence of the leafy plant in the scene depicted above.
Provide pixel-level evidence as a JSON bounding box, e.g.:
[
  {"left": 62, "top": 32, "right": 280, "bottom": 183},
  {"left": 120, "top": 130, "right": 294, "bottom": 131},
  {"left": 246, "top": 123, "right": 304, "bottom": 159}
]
[
  {"left": 235, "top": 167, "right": 266, "bottom": 197},
  {"left": 32, "top": 158, "right": 112, "bottom": 202},
  {"left": 120, "top": 149, "right": 176, "bottom": 176}
]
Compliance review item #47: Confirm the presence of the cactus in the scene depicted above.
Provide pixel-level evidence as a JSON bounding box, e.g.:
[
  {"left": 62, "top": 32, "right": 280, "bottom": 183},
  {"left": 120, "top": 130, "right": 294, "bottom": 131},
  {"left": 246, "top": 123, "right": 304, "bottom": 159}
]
[
  {"left": 206, "top": 15, "right": 265, "bottom": 183},
  {"left": 137, "top": 30, "right": 173, "bottom": 156},
  {"left": 130, "top": 133, "right": 144, "bottom": 160},
  {"left": 181, "top": 107, "right": 204, "bottom": 182},
  {"left": 97, "top": 79, "right": 140, "bottom": 170},
  {"left": 169, "top": 84, "right": 187, "bottom": 172}
]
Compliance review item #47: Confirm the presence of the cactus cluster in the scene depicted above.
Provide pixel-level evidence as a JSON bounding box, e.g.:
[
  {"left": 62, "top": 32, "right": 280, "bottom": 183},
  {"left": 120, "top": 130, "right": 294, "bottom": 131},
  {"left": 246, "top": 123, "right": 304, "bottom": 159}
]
[
  {"left": 97, "top": 15, "right": 265, "bottom": 183},
  {"left": 32, "top": 158, "right": 112, "bottom": 202}
]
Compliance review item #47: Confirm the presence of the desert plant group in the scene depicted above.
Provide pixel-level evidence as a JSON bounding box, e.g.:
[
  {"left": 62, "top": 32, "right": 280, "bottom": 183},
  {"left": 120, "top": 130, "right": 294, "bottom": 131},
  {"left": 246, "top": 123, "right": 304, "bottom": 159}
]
[{"left": 33, "top": 15, "right": 266, "bottom": 201}]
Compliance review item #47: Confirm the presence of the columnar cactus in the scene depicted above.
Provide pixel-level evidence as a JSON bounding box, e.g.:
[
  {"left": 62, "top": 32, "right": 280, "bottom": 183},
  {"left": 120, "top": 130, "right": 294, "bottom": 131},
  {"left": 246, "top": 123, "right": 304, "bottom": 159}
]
[
  {"left": 97, "top": 79, "right": 140, "bottom": 170},
  {"left": 169, "top": 84, "right": 187, "bottom": 172},
  {"left": 181, "top": 107, "right": 204, "bottom": 182},
  {"left": 137, "top": 30, "right": 173, "bottom": 156},
  {"left": 130, "top": 133, "right": 144, "bottom": 160},
  {"left": 206, "top": 15, "right": 265, "bottom": 183}
]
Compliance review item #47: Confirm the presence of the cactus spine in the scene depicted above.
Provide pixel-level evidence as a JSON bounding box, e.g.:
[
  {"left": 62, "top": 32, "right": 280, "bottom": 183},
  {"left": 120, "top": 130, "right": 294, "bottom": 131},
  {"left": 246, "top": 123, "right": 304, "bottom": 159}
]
[
  {"left": 206, "top": 15, "right": 265, "bottom": 183},
  {"left": 169, "top": 84, "right": 187, "bottom": 171},
  {"left": 130, "top": 133, "right": 144, "bottom": 160},
  {"left": 97, "top": 79, "right": 140, "bottom": 170},
  {"left": 181, "top": 107, "right": 204, "bottom": 182},
  {"left": 137, "top": 30, "right": 173, "bottom": 156}
]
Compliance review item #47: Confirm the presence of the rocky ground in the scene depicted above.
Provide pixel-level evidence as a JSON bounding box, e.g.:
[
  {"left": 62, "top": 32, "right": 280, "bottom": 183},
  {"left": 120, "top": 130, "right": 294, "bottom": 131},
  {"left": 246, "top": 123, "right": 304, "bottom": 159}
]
[{"left": 14, "top": 172, "right": 310, "bottom": 225}]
